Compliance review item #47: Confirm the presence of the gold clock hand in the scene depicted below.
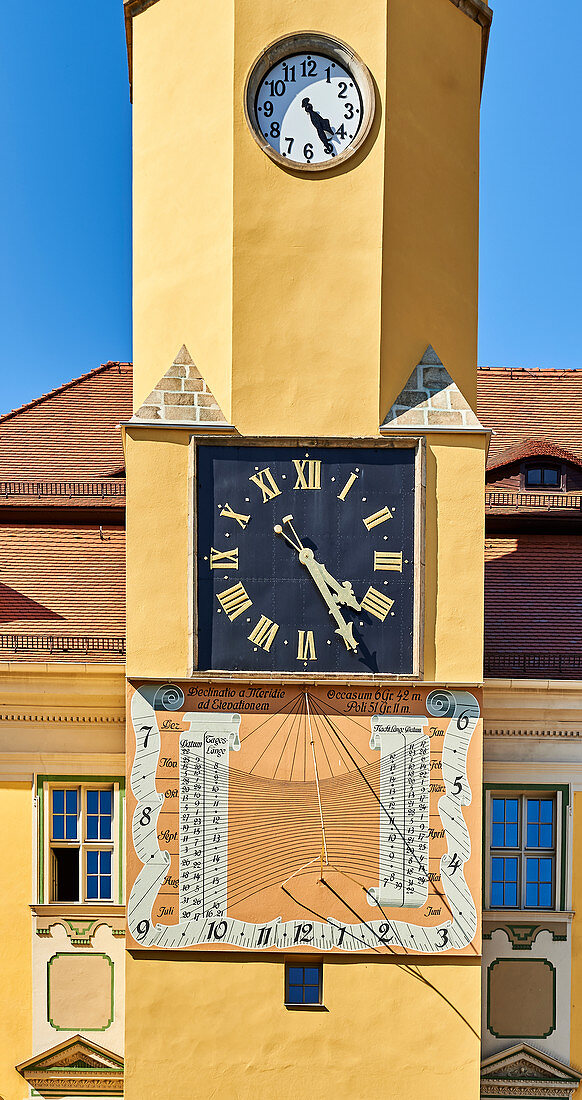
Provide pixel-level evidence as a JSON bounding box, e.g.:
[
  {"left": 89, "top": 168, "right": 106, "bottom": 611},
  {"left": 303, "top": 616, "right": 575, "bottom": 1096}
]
[{"left": 274, "top": 517, "right": 359, "bottom": 652}]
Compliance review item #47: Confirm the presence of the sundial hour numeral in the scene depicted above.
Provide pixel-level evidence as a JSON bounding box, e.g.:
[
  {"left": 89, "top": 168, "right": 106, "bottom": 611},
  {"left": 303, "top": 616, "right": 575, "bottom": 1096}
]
[
  {"left": 219, "top": 503, "right": 250, "bottom": 530},
  {"left": 210, "top": 547, "right": 239, "bottom": 570},
  {"left": 217, "top": 582, "right": 252, "bottom": 620},
  {"left": 363, "top": 506, "right": 393, "bottom": 530},
  {"left": 337, "top": 471, "right": 358, "bottom": 501},
  {"left": 361, "top": 586, "right": 394, "bottom": 621},
  {"left": 297, "top": 629, "right": 317, "bottom": 661},
  {"left": 292, "top": 459, "right": 321, "bottom": 490},
  {"left": 374, "top": 551, "right": 402, "bottom": 572},
  {"left": 249, "top": 467, "right": 282, "bottom": 502},
  {"left": 248, "top": 615, "right": 279, "bottom": 652}
]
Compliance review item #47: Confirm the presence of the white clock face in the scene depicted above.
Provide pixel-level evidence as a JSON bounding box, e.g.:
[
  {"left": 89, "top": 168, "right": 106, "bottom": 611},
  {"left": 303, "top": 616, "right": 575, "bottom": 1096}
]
[{"left": 255, "top": 52, "right": 364, "bottom": 167}]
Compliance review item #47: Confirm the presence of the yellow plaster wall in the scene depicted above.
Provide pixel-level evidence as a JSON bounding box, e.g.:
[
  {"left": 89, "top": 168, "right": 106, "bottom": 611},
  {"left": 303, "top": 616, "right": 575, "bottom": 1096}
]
[
  {"left": 125, "top": 954, "right": 481, "bottom": 1099},
  {"left": 125, "top": 429, "right": 191, "bottom": 678},
  {"left": 0, "top": 783, "right": 32, "bottom": 1100},
  {"left": 570, "top": 792, "right": 582, "bottom": 1090},
  {"left": 131, "top": 0, "right": 482, "bottom": 426}
]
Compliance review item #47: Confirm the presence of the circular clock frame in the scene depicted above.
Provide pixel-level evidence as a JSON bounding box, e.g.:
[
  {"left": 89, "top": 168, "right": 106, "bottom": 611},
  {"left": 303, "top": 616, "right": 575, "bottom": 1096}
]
[{"left": 244, "top": 31, "right": 376, "bottom": 173}]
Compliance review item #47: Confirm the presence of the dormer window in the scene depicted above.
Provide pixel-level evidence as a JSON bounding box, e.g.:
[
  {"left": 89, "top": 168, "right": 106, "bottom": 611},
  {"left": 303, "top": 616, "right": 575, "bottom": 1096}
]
[{"left": 524, "top": 464, "right": 561, "bottom": 489}]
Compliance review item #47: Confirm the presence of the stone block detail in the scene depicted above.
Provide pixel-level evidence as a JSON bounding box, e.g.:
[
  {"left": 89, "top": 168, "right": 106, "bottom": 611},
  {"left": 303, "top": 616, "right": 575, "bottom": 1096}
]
[
  {"left": 133, "top": 346, "right": 230, "bottom": 425},
  {"left": 381, "top": 345, "right": 484, "bottom": 430}
]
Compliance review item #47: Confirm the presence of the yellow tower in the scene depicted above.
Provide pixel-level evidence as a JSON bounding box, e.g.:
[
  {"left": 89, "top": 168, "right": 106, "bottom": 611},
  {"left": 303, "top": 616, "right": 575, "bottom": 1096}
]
[{"left": 123, "top": 0, "right": 491, "bottom": 1094}]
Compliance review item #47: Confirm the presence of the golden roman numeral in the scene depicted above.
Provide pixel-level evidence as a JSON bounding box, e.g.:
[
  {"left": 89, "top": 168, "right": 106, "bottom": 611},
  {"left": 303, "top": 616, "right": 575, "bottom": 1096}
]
[
  {"left": 210, "top": 547, "right": 239, "bottom": 570},
  {"left": 337, "top": 471, "right": 358, "bottom": 501},
  {"left": 217, "top": 582, "right": 252, "bottom": 621},
  {"left": 297, "top": 630, "right": 317, "bottom": 661},
  {"left": 361, "top": 586, "right": 394, "bottom": 622},
  {"left": 293, "top": 459, "right": 322, "bottom": 490},
  {"left": 220, "top": 502, "right": 250, "bottom": 529},
  {"left": 248, "top": 615, "right": 279, "bottom": 652},
  {"left": 374, "top": 551, "right": 403, "bottom": 572},
  {"left": 249, "top": 467, "right": 282, "bottom": 503},
  {"left": 363, "top": 506, "right": 393, "bottom": 530}
]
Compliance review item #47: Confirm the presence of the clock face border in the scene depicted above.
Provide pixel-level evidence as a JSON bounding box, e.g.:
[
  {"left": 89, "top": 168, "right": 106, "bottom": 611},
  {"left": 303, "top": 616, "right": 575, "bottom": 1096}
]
[
  {"left": 244, "top": 31, "right": 376, "bottom": 173},
  {"left": 191, "top": 436, "right": 425, "bottom": 681}
]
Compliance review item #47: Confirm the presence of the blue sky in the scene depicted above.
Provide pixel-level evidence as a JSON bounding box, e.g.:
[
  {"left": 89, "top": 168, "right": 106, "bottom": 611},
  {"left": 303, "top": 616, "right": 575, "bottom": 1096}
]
[{"left": 0, "top": 0, "right": 580, "bottom": 415}]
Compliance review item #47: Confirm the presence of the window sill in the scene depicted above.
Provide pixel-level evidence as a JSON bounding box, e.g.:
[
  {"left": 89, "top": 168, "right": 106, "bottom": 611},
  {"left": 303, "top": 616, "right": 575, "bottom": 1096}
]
[
  {"left": 284, "top": 1003, "right": 328, "bottom": 1011},
  {"left": 483, "top": 909, "right": 573, "bottom": 922},
  {"left": 30, "top": 904, "right": 125, "bottom": 945}
]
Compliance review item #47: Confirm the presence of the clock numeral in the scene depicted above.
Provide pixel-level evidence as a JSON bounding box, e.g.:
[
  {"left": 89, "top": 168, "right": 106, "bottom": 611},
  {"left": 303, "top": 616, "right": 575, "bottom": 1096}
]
[
  {"left": 374, "top": 551, "right": 403, "bottom": 572},
  {"left": 363, "top": 506, "right": 393, "bottom": 530},
  {"left": 220, "top": 503, "right": 250, "bottom": 530},
  {"left": 217, "top": 582, "right": 252, "bottom": 621},
  {"left": 337, "top": 471, "right": 358, "bottom": 501},
  {"left": 210, "top": 547, "right": 239, "bottom": 570},
  {"left": 361, "top": 586, "right": 394, "bottom": 622},
  {"left": 248, "top": 615, "right": 279, "bottom": 652},
  {"left": 297, "top": 630, "right": 317, "bottom": 661},
  {"left": 284, "top": 137, "right": 294, "bottom": 156},
  {"left": 249, "top": 467, "right": 282, "bottom": 503},
  {"left": 293, "top": 459, "right": 321, "bottom": 491}
]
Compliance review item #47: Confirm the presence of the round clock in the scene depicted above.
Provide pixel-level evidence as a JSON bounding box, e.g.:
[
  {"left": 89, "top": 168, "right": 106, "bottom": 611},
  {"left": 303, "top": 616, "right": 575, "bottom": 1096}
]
[{"left": 244, "top": 32, "right": 375, "bottom": 172}]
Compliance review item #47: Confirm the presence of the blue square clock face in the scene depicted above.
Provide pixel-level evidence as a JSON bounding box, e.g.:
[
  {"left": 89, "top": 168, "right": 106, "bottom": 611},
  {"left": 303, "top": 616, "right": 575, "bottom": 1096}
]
[{"left": 196, "top": 445, "right": 416, "bottom": 674}]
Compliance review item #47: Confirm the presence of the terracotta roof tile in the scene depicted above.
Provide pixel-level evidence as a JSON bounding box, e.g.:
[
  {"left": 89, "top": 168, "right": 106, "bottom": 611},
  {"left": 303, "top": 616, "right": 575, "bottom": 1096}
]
[
  {"left": 477, "top": 367, "right": 582, "bottom": 466},
  {"left": 485, "top": 535, "right": 582, "bottom": 654},
  {"left": 0, "top": 363, "right": 133, "bottom": 480},
  {"left": 0, "top": 525, "right": 125, "bottom": 659},
  {"left": 486, "top": 438, "right": 582, "bottom": 472}
]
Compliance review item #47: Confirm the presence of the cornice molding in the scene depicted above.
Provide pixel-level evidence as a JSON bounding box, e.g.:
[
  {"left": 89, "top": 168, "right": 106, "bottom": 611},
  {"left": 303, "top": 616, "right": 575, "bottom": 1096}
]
[
  {"left": 123, "top": 0, "right": 492, "bottom": 98},
  {"left": 485, "top": 728, "right": 582, "bottom": 739},
  {"left": 31, "top": 904, "right": 126, "bottom": 945}
]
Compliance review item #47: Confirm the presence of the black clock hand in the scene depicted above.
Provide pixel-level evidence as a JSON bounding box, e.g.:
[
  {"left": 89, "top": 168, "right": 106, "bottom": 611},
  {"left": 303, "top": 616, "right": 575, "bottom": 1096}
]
[{"left": 301, "top": 97, "right": 335, "bottom": 155}]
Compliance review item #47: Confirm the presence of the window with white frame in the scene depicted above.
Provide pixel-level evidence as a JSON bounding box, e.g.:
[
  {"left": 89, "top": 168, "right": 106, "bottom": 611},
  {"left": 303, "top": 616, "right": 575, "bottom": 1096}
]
[
  {"left": 487, "top": 791, "right": 561, "bottom": 911},
  {"left": 44, "top": 782, "right": 121, "bottom": 904}
]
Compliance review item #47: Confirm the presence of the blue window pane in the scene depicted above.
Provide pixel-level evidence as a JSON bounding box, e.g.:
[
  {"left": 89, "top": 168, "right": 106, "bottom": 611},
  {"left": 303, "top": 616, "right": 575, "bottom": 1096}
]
[
  {"left": 53, "top": 790, "right": 64, "bottom": 814},
  {"left": 100, "top": 790, "right": 112, "bottom": 815},
  {"left": 505, "top": 883, "right": 518, "bottom": 906},
  {"left": 540, "top": 824, "right": 553, "bottom": 848},
  {"left": 101, "top": 851, "right": 112, "bottom": 874},
  {"left": 288, "top": 985, "right": 303, "bottom": 1003},
  {"left": 65, "top": 815, "right": 77, "bottom": 840},
  {"left": 506, "top": 823, "right": 518, "bottom": 847},
  {"left": 540, "top": 883, "right": 553, "bottom": 907},
  {"left": 526, "top": 883, "right": 538, "bottom": 906},
  {"left": 527, "top": 800, "right": 540, "bottom": 823},
  {"left": 527, "top": 823, "right": 539, "bottom": 847},
  {"left": 492, "top": 799, "right": 504, "bottom": 822},
  {"left": 100, "top": 876, "right": 112, "bottom": 899},
  {"left": 304, "top": 967, "right": 319, "bottom": 986},
  {"left": 53, "top": 815, "right": 65, "bottom": 840},
  {"left": 87, "top": 790, "right": 99, "bottom": 814},
  {"left": 491, "top": 882, "right": 503, "bottom": 906},
  {"left": 288, "top": 967, "right": 303, "bottom": 985},
  {"left": 66, "top": 790, "right": 78, "bottom": 814},
  {"left": 506, "top": 800, "right": 519, "bottom": 822},
  {"left": 526, "top": 858, "right": 538, "bottom": 882},
  {"left": 87, "top": 851, "right": 98, "bottom": 875},
  {"left": 87, "top": 817, "right": 99, "bottom": 840},
  {"left": 540, "top": 859, "right": 552, "bottom": 882},
  {"left": 304, "top": 984, "right": 319, "bottom": 1003},
  {"left": 492, "top": 822, "right": 505, "bottom": 846},
  {"left": 541, "top": 801, "right": 553, "bottom": 824},
  {"left": 506, "top": 858, "right": 518, "bottom": 880},
  {"left": 87, "top": 876, "right": 99, "bottom": 899}
]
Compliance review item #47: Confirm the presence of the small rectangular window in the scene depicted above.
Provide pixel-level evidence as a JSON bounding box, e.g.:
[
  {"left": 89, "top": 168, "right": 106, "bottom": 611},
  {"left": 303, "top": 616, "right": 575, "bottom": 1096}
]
[
  {"left": 525, "top": 465, "right": 561, "bottom": 488},
  {"left": 48, "top": 784, "right": 115, "bottom": 904},
  {"left": 488, "top": 793, "right": 557, "bottom": 910},
  {"left": 285, "top": 963, "right": 323, "bottom": 1005}
]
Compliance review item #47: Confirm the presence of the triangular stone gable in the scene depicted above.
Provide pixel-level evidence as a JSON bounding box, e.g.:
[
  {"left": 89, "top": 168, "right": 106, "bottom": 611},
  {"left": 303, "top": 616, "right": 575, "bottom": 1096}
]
[
  {"left": 481, "top": 1043, "right": 581, "bottom": 1098},
  {"left": 16, "top": 1034, "right": 123, "bottom": 1095},
  {"left": 133, "top": 345, "right": 231, "bottom": 425},
  {"left": 381, "top": 345, "right": 483, "bottom": 430}
]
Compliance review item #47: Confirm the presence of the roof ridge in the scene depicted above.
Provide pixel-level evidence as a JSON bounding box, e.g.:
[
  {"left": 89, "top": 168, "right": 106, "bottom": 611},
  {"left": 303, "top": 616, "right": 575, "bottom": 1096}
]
[
  {"left": 0, "top": 362, "right": 133, "bottom": 424},
  {"left": 478, "top": 365, "right": 582, "bottom": 374}
]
